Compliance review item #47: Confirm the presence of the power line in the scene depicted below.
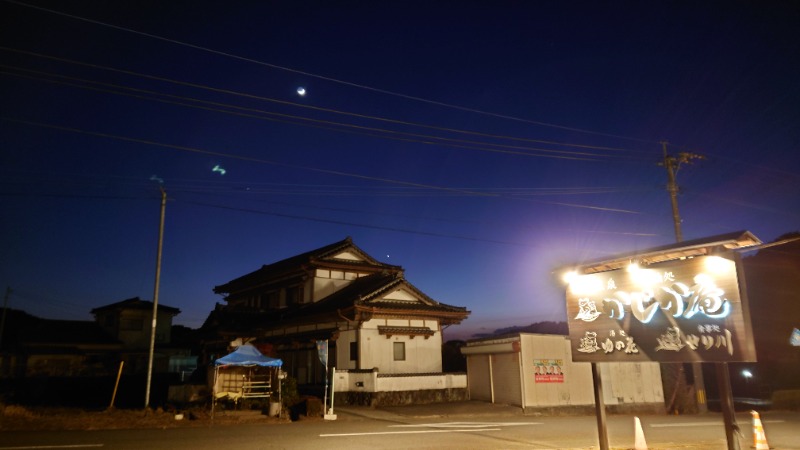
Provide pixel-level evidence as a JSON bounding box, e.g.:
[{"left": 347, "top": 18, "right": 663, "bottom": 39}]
[
  {"left": 181, "top": 199, "right": 540, "bottom": 247},
  {"left": 0, "top": 54, "right": 659, "bottom": 162},
  {"left": 3, "top": 0, "right": 659, "bottom": 145},
  {"left": 0, "top": 66, "right": 637, "bottom": 162},
  {"left": 0, "top": 47, "right": 653, "bottom": 155},
  {"left": 0, "top": 116, "right": 644, "bottom": 215}
]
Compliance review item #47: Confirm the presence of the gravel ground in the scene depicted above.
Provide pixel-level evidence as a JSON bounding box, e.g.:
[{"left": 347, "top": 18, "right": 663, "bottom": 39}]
[{"left": 0, "top": 404, "right": 294, "bottom": 431}]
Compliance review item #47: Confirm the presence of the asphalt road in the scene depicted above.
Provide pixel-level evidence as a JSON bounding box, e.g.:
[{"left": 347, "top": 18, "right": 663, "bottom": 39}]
[{"left": 1, "top": 409, "right": 798, "bottom": 449}]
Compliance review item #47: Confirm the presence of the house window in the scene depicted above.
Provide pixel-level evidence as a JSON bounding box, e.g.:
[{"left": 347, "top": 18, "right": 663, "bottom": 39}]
[
  {"left": 285, "top": 286, "right": 301, "bottom": 306},
  {"left": 263, "top": 292, "right": 279, "bottom": 309},
  {"left": 121, "top": 318, "right": 143, "bottom": 331},
  {"left": 349, "top": 341, "right": 358, "bottom": 361},
  {"left": 393, "top": 342, "right": 405, "bottom": 361}
]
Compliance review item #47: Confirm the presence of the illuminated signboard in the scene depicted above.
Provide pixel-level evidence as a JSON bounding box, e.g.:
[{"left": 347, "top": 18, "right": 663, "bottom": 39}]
[{"left": 565, "top": 254, "right": 756, "bottom": 363}]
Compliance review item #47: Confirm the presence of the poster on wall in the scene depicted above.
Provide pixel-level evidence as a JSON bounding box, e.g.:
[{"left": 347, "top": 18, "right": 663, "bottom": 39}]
[
  {"left": 534, "top": 359, "right": 564, "bottom": 383},
  {"left": 565, "top": 254, "right": 756, "bottom": 363}
]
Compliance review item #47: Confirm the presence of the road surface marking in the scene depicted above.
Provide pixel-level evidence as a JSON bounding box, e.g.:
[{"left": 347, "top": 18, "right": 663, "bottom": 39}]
[
  {"left": 650, "top": 421, "right": 723, "bottom": 428},
  {"left": 0, "top": 446, "right": 104, "bottom": 449},
  {"left": 321, "top": 428, "right": 501, "bottom": 437},
  {"left": 390, "top": 422, "right": 541, "bottom": 428},
  {"left": 650, "top": 419, "right": 785, "bottom": 428}
]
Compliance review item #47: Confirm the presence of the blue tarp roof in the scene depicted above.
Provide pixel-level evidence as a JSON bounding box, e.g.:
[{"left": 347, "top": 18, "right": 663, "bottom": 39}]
[{"left": 214, "top": 343, "right": 283, "bottom": 367}]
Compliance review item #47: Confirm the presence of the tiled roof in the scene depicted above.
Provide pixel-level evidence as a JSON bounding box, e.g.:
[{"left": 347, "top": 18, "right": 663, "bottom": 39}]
[
  {"left": 90, "top": 297, "right": 180, "bottom": 315},
  {"left": 284, "top": 272, "right": 467, "bottom": 320},
  {"left": 377, "top": 326, "right": 435, "bottom": 338},
  {"left": 214, "top": 237, "right": 402, "bottom": 294},
  {"left": 208, "top": 272, "right": 469, "bottom": 334}
]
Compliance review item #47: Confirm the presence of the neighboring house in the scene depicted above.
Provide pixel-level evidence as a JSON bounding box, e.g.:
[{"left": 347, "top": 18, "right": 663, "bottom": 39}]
[
  {"left": 202, "top": 237, "right": 471, "bottom": 405},
  {"left": 0, "top": 310, "right": 123, "bottom": 378},
  {"left": 0, "top": 298, "right": 192, "bottom": 379},
  {"left": 91, "top": 297, "right": 193, "bottom": 375}
]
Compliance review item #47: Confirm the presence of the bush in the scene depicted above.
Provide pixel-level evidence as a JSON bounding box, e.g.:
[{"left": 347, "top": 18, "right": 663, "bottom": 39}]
[{"left": 280, "top": 376, "right": 299, "bottom": 408}]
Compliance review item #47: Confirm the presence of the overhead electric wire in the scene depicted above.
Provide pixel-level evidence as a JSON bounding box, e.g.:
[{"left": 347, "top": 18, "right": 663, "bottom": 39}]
[
  {"left": 0, "top": 47, "right": 653, "bottom": 156},
  {"left": 181, "top": 199, "right": 539, "bottom": 247},
  {"left": 0, "top": 167, "right": 658, "bottom": 240},
  {"left": 0, "top": 116, "right": 643, "bottom": 215},
  {"left": 0, "top": 53, "right": 659, "bottom": 163},
  {"left": 0, "top": 66, "right": 629, "bottom": 162},
  {"left": 3, "top": 0, "right": 660, "bottom": 145}
]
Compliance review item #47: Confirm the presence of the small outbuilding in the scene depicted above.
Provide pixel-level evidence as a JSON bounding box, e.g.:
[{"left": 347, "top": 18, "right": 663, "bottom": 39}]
[{"left": 462, "top": 333, "right": 664, "bottom": 414}]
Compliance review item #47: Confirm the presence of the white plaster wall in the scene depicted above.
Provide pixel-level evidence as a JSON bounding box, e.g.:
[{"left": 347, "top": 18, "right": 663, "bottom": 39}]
[
  {"left": 360, "top": 319, "right": 442, "bottom": 373},
  {"left": 517, "top": 334, "right": 664, "bottom": 407},
  {"left": 336, "top": 329, "right": 358, "bottom": 370},
  {"left": 520, "top": 334, "right": 595, "bottom": 407}
]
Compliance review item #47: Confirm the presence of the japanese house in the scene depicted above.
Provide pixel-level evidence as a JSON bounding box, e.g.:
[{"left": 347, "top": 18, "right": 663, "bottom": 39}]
[{"left": 202, "top": 237, "right": 471, "bottom": 405}]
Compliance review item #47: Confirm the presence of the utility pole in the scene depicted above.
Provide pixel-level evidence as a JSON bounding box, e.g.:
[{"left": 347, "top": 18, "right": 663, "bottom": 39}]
[
  {"left": 0, "top": 287, "right": 11, "bottom": 350},
  {"left": 145, "top": 187, "right": 167, "bottom": 409},
  {"left": 660, "top": 141, "right": 708, "bottom": 413}
]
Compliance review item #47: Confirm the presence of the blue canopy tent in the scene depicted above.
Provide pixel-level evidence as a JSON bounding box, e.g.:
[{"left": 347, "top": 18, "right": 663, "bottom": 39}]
[
  {"left": 211, "top": 343, "right": 283, "bottom": 419},
  {"left": 215, "top": 343, "right": 283, "bottom": 367}
]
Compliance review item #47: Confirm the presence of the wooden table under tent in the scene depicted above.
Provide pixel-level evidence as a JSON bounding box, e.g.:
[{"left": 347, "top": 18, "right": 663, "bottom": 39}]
[{"left": 211, "top": 343, "right": 284, "bottom": 418}]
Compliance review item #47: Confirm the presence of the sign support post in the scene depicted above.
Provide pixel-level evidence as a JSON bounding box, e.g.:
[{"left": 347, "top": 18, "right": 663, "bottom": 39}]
[
  {"left": 716, "top": 362, "right": 741, "bottom": 450},
  {"left": 591, "top": 363, "right": 610, "bottom": 450}
]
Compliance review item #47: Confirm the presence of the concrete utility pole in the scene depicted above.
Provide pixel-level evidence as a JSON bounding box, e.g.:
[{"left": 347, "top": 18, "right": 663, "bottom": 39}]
[
  {"left": 145, "top": 187, "right": 167, "bottom": 409},
  {"left": 0, "top": 287, "right": 11, "bottom": 350},
  {"left": 660, "top": 141, "right": 708, "bottom": 413}
]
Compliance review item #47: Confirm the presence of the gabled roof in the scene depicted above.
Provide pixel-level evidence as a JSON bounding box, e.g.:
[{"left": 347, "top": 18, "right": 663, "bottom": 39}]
[
  {"left": 206, "top": 272, "right": 470, "bottom": 334},
  {"left": 567, "top": 230, "right": 761, "bottom": 274},
  {"left": 280, "top": 271, "right": 469, "bottom": 323},
  {"left": 213, "top": 236, "right": 402, "bottom": 294},
  {"left": 90, "top": 297, "right": 181, "bottom": 315}
]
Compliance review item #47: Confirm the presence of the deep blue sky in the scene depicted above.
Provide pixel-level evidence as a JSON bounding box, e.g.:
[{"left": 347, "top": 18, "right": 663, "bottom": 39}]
[{"left": 2, "top": 1, "right": 798, "bottom": 339}]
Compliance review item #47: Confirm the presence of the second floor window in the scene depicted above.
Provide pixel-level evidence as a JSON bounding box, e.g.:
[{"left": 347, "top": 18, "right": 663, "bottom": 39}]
[{"left": 393, "top": 342, "right": 405, "bottom": 361}]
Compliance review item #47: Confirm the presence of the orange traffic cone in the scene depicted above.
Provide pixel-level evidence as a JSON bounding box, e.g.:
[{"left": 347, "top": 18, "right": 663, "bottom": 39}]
[
  {"left": 751, "top": 410, "right": 770, "bottom": 450},
  {"left": 634, "top": 416, "right": 648, "bottom": 450}
]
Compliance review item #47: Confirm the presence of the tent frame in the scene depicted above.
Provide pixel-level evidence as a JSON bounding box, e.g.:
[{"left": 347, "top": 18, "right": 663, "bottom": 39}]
[{"left": 210, "top": 344, "right": 283, "bottom": 420}]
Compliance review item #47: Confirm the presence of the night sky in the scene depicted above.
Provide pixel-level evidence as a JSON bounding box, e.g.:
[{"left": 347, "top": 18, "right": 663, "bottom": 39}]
[{"left": 2, "top": 1, "right": 798, "bottom": 340}]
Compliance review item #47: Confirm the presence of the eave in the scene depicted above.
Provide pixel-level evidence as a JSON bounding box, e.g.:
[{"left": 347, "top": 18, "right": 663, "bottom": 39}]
[
  {"left": 354, "top": 305, "right": 470, "bottom": 325},
  {"left": 566, "top": 230, "right": 761, "bottom": 275}
]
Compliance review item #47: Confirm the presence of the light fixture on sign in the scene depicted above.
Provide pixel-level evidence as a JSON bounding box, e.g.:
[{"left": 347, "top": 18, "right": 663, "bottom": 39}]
[
  {"left": 563, "top": 270, "right": 579, "bottom": 285},
  {"left": 703, "top": 255, "right": 731, "bottom": 274}
]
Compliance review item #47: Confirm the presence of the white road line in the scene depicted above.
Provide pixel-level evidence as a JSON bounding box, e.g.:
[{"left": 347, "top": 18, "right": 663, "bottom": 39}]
[
  {"left": 650, "top": 421, "right": 723, "bottom": 428},
  {"left": 650, "top": 419, "right": 785, "bottom": 428},
  {"left": 0, "top": 445, "right": 104, "bottom": 450},
  {"left": 321, "top": 428, "right": 501, "bottom": 437},
  {"left": 389, "top": 422, "right": 541, "bottom": 428}
]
